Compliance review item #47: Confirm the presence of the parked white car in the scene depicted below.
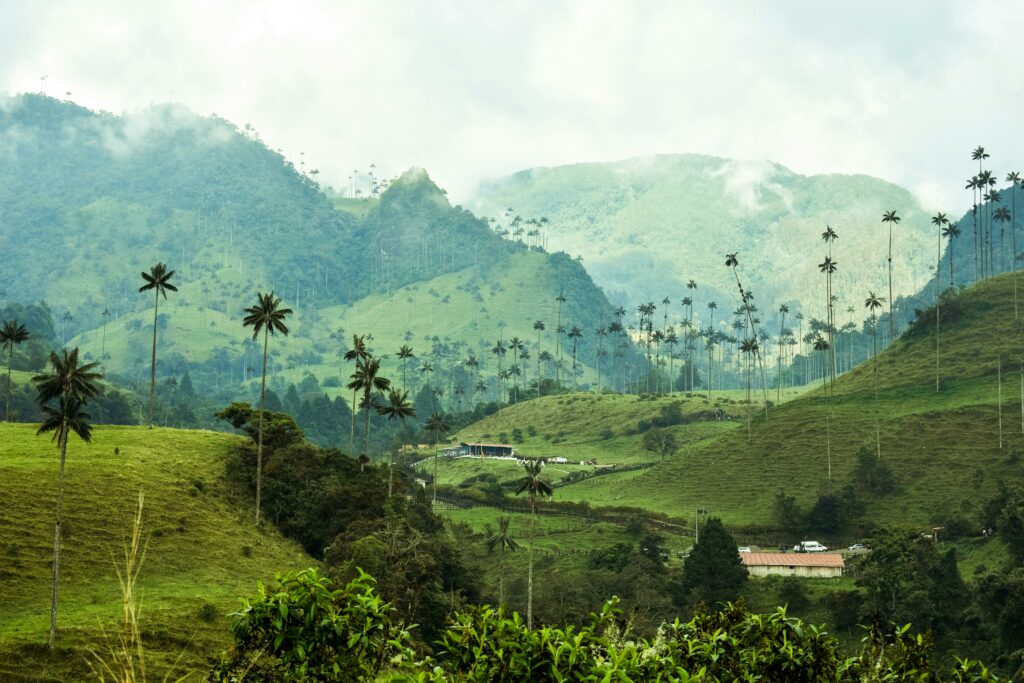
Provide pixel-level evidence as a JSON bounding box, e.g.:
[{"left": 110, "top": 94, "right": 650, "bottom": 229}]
[
  {"left": 793, "top": 541, "right": 828, "bottom": 553},
  {"left": 737, "top": 546, "right": 752, "bottom": 553}
]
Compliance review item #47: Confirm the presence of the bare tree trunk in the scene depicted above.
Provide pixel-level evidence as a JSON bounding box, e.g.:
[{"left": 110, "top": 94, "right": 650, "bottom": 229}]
[
  {"left": 49, "top": 429, "right": 68, "bottom": 648},
  {"left": 255, "top": 328, "right": 268, "bottom": 526}
]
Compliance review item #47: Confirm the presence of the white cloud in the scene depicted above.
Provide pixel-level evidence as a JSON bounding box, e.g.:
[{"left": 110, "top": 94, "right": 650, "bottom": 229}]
[{"left": 2, "top": 0, "right": 1023, "bottom": 209}]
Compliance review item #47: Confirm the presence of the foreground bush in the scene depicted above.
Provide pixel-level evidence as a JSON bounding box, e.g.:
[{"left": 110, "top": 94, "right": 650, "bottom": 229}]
[
  {"left": 402, "top": 601, "right": 998, "bottom": 682},
  {"left": 212, "top": 571, "right": 999, "bottom": 682},
  {"left": 209, "top": 568, "right": 412, "bottom": 681}
]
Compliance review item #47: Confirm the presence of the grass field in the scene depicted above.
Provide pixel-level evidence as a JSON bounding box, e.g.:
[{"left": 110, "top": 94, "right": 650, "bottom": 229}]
[{"left": 0, "top": 423, "right": 313, "bottom": 681}]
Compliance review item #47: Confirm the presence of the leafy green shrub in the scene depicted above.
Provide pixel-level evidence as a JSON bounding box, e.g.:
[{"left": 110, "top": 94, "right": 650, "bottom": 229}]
[
  {"left": 396, "top": 599, "right": 998, "bottom": 682},
  {"left": 777, "top": 576, "right": 810, "bottom": 612},
  {"left": 210, "top": 568, "right": 412, "bottom": 681}
]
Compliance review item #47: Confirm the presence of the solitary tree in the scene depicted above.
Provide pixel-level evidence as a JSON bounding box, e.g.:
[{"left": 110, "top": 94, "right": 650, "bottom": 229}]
[
  {"left": 679, "top": 517, "right": 747, "bottom": 608},
  {"left": 376, "top": 389, "right": 414, "bottom": 498},
  {"left": 242, "top": 291, "right": 292, "bottom": 526},
  {"left": 941, "top": 221, "right": 961, "bottom": 287},
  {"left": 567, "top": 325, "right": 583, "bottom": 391},
  {"left": 139, "top": 263, "right": 177, "bottom": 428},
  {"left": 344, "top": 335, "right": 369, "bottom": 453},
  {"left": 397, "top": 344, "right": 415, "bottom": 391},
  {"left": 515, "top": 459, "right": 552, "bottom": 629},
  {"left": 348, "top": 356, "right": 390, "bottom": 454},
  {"left": 425, "top": 411, "right": 450, "bottom": 503},
  {"left": 532, "top": 320, "right": 545, "bottom": 394},
  {"left": 1, "top": 320, "right": 29, "bottom": 421},
  {"left": 881, "top": 211, "right": 901, "bottom": 339},
  {"left": 32, "top": 348, "right": 102, "bottom": 648},
  {"left": 485, "top": 516, "right": 519, "bottom": 606}
]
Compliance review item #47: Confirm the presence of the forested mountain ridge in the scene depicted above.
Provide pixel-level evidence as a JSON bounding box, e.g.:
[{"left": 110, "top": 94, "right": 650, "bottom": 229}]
[
  {"left": 470, "top": 154, "right": 936, "bottom": 318},
  {"left": 0, "top": 93, "right": 629, "bottom": 405}
]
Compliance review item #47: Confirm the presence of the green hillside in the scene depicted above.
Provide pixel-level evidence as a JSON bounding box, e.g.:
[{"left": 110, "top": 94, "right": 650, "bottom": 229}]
[
  {"left": 552, "top": 273, "right": 1024, "bottom": 530},
  {"left": 0, "top": 424, "right": 312, "bottom": 681},
  {"left": 470, "top": 154, "right": 936, "bottom": 319}
]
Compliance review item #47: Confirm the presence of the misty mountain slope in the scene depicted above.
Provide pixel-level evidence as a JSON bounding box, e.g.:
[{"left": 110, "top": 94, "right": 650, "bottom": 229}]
[
  {"left": 0, "top": 95, "right": 630, "bottom": 398},
  {"left": 470, "top": 154, "right": 936, "bottom": 320}
]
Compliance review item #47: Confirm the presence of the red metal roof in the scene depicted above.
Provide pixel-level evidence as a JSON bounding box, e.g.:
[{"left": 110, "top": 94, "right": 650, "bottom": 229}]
[{"left": 740, "top": 553, "right": 844, "bottom": 568}]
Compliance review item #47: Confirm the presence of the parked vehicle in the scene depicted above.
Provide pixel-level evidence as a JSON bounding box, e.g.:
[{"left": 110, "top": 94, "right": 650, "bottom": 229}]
[
  {"left": 737, "top": 546, "right": 751, "bottom": 553},
  {"left": 793, "top": 540, "right": 828, "bottom": 553},
  {"left": 848, "top": 543, "right": 867, "bottom": 551}
]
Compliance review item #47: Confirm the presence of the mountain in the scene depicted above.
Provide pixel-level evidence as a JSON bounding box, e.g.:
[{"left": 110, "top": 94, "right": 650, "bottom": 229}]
[
  {"left": 0, "top": 94, "right": 630, "bottom": 404},
  {"left": 469, "top": 154, "right": 937, "bottom": 322}
]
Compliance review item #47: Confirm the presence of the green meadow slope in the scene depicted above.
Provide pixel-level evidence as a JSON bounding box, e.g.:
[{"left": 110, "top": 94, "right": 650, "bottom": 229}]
[
  {"left": 554, "top": 274, "right": 1024, "bottom": 529},
  {"left": 0, "top": 424, "right": 312, "bottom": 681}
]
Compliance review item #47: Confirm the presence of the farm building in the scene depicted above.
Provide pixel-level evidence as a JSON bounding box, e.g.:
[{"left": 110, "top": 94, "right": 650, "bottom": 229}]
[
  {"left": 441, "top": 442, "right": 517, "bottom": 458},
  {"left": 739, "top": 552, "right": 844, "bottom": 578}
]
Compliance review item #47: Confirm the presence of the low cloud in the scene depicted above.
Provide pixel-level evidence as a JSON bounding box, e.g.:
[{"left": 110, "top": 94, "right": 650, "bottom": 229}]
[{"left": 2, "top": 1, "right": 1022, "bottom": 208}]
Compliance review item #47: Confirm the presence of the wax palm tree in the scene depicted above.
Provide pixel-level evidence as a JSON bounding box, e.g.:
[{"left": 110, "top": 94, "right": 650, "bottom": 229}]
[
  {"left": 397, "top": 344, "right": 415, "bottom": 391},
  {"left": 532, "top": 320, "right": 545, "bottom": 394},
  {"left": 967, "top": 175, "right": 981, "bottom": 279},
  {"left": 881, "top": 211, "right": 900, "bottom": 339},
  {"left": 818, "top": 255, "right": 838, "bottom": 392},
  {"left": 567, "top": 325, "right": 583, "bottom": 391},
  {"left": 491, "top": 340, "right": 507, "bottom": 401},
  {"left": 349, "top": 356, "right": 391, "bottom": 454},
  {"left": 725, "top": 253, "right": 768, "bottom": 413},
  {"left": 32, "top": 348, "right": 102, "bottom": 648},
  {"left": 704, "top": 334, "right": 716, "bottom": 400},
  {"left": 995, "top": 207, "right": 1012, "bottom": 274},
  {"left": 776, "top": 305, "right": 788, "bottom": 401},
  {"left": 344, "top": 335, "right": 369, "bottom": 453},
  {"left": 554, "top": 292, "right": 567, "bottom": 384},
  {"left": 486, "top": 516, "right": 519, "bottom": 606},
  {"left": 1007, "top": 171, "right": 1021, "bottom": 275},
  {"left": 376, "top": 389, "right": 414, "bottom": 498},
  {"left": 1, "top": 320, "right": 29, "bottom": 421},
  {"left": 822, "top": 226, "right": 839, "bottom": 380},
  {"left": 865, "top": 292, "right": 885, "bottom": 458},
  {"left": 515, "top": 459, "right": 553, "bottom": 630},
  {"left": 942, "top": 222, "right": 961, "bottom": 287},
  {"left": 932, "top": 214, "right": 950, "bottom": 393},
  {"left": 100, "top": 308, "right": 111, "bottom": 362},
  {"left": 739, "top": 337, "right": 758, "bottom": 441},
  {"left": 974, "top": 150, "right": 990, "bottom": 271},
  {"left": 139, "top": 263, "right": 177, "bottom": 428},
  {"left": 509, "top": 337, "right": 524, "bottom": 401},
  {"left": 425, "top": 411, "right": 450, "bottom": 502},
  {"left": 242, "top": 292, "right": 292, "bottom": 526}
]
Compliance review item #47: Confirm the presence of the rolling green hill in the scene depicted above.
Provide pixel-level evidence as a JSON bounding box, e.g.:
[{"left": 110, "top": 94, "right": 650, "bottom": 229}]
[
  {"left": 0, "top": 424, "right": 312, "bottom": 681},
  {"left": 443, "top": 274, "right": 1024, "bottom": 534},
  {"left": 470, "top": 154, "right": 936, "bottom": 320},
  {"left": 551, "top": 273, "right": 1024, "bottom": 529}
]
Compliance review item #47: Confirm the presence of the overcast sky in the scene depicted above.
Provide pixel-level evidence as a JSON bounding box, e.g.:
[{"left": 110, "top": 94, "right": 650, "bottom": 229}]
[{"left": 2, "top": 0, "right": 1022, "bottom": 208}]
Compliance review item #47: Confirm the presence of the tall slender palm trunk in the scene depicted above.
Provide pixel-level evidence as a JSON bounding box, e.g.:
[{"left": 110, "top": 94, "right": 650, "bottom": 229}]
[
  {"left": 149, "top": 289, "right": 159, "bottom": 428},
  {"left": 255, "top": 329, "right": 268, "bottom": 526},
  {"left": 49, "top": 429, "right": 69, "bottom": 648},
  {"left": 527, "top": 497, "right": 535, "bottom": 630},
  {"left": 5, "top": 347, "right": 13, "bottom": 421},
  {"left": 350, "top": 389, "right": 358, "bottom": 454},
  {"left": 887, "top": 227, "right": 894, "bottom": 340}
]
